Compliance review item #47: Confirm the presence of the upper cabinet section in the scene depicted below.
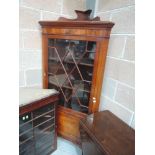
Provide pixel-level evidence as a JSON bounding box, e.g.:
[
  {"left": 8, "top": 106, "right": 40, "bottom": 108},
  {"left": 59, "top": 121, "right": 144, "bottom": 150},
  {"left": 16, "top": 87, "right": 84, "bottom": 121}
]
[{"left": 39, "top": 10, "right": 115, "bottom": 142}]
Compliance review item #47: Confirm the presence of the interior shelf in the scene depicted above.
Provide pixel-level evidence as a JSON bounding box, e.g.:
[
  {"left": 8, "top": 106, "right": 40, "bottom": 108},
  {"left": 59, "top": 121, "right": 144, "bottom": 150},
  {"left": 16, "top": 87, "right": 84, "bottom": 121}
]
[
  {"left": 48, "top": 57, "right": 94, "bottom": 67},
  {"left": 48, "top": 75, "right": 90, "bottom": 93}
]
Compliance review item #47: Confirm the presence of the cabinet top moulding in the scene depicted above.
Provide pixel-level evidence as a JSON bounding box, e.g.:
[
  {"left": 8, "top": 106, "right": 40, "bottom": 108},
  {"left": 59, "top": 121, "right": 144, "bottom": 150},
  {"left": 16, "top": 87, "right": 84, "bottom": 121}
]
[
  {"left": 39, "top": 21, "right": 115, "bottom": 39},
  {"left": 39, "top": 21, "right": 114, "bottom": 29}
]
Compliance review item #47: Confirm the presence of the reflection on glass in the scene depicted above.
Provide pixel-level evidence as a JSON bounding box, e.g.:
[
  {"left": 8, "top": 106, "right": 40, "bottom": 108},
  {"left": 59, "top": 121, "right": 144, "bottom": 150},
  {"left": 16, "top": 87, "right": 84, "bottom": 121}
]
[
  {"left": 33, "top": 104, "right": 55, "bottom": 154},
  {"left": 48, "top": 38, "right": 96, "bottom": 113},
  {"left": 19, "top": 113, "right": 35, "bottom": 155},
  {"left": 19, "top": 104, "right": 56, "bottom": 155}
]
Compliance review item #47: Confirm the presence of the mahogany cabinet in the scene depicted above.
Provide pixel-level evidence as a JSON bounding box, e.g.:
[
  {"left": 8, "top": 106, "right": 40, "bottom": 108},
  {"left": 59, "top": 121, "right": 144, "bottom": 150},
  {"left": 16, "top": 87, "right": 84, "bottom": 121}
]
[
  {"left": 19, "top": 88, "right": 59, "bottom": 155},
  {"left": 80, "top": 111, "right": 135, "bottom": 155},
  {"left": 39, "top": 12, "right": 114, "bottom": 144}
]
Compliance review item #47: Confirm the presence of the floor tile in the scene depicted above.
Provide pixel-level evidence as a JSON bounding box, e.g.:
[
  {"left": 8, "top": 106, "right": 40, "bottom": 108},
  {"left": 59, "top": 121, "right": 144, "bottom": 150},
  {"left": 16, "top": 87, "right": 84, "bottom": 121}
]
[
  {"left": 51, "top": 137, "right": 82, "bottom": 155},
  {"left": 52, "top": 149, "right": 69, "bottom": 155}
]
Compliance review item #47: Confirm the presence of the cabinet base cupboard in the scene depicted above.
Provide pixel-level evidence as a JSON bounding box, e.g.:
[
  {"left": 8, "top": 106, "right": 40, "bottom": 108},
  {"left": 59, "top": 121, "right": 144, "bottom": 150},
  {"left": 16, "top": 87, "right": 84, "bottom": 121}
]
[{"left": 39, "top": 10, "right": 114, "bottom": 144}]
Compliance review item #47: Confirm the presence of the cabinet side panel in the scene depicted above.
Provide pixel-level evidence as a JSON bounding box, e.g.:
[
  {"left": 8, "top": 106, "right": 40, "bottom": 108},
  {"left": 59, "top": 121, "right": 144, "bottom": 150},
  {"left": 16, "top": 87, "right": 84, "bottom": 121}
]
[
  {"left": 89, "top": 35, "right": 111, "bottom": 113},
  {"left": 94, "top": 39, "right": 111, "bottom": 112},
  {"left": 42, "top": 33, "right": 48, "bottom": 88}
]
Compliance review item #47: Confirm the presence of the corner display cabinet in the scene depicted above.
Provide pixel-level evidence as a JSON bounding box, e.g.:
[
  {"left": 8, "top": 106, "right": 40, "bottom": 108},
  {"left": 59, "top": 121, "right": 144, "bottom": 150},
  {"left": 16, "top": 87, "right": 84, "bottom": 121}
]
[{"left": 39, "top": 10, "right": 114, "bottom": 144}]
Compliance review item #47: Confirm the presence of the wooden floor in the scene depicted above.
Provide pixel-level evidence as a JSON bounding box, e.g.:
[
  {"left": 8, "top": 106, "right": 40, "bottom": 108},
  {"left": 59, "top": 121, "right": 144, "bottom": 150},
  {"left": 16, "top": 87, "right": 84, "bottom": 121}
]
[{"left": 51, "top": 137, "right": 82, "bottom": 155}]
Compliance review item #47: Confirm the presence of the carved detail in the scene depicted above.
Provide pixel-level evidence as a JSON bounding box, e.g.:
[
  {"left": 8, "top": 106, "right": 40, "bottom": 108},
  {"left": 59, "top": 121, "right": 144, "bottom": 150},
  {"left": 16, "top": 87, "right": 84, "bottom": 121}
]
[{"left": 58, "top": 10, "right": 100, "bottom": 21}]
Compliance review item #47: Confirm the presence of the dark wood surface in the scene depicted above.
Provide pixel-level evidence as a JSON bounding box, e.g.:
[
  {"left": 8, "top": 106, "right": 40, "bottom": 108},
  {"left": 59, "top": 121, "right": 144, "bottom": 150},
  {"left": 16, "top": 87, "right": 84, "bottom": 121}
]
[
  {"left": 58, "top": 9, "right": 101, "bottom": 21},
  {"left": 80, "top": 110, "right": 135, "bottom": 155},
  {"left": 19, "top": 94, "right": 59, "bottom": 115},
  {"left": 39, "top": 19, "right": 114, "bottom": 143}
]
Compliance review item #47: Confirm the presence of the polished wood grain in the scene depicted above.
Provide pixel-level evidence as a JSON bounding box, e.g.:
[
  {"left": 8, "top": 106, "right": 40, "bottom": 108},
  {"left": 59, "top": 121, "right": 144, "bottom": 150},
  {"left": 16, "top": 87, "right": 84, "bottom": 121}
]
[
  {"left": 57, "top": 106, "right": 87, "bottom": 145},
  {"left": 41, "top": 27, "right": 112, "bottom": 38},
  {"left": 42, "top": 34, "right": 48, "bottom": 88},
  {"left": 89, "top": 39, "right": 111, "bottom": 113},
  {"left": 80, "top": 110, "right": 135, "bottom": 155},
  {"left": 39, "top": 20, "right": 114, "bottom": 143}
]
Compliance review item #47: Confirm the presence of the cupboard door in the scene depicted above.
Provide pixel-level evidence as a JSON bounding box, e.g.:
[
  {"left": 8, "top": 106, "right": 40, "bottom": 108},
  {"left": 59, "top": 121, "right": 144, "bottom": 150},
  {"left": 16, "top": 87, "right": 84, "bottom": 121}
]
[
  {"left": 48, "top": 38, "right": 96, "bottom": 114},
  {"left": 33, "top": 103, "right": 56, "bottom": 155},
  {"left": 19, "top": 112, "right": 35, "bottom": 155}
]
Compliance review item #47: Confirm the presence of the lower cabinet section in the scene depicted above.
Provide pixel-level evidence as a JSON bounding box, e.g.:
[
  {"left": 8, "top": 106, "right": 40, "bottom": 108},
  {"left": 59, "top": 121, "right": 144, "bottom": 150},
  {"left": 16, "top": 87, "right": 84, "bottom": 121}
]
[
  {"left": 19, "top": 103, "right": 57, "bottom": 155},
  {"left": 57, "top": 106, "right": 87, "bottom": 145}
]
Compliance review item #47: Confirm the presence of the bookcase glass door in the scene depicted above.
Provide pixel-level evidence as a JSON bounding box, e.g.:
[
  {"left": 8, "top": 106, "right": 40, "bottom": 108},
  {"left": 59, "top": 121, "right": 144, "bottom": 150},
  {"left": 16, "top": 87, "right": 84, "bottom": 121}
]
[{"left": 48, "top": 38, "right": 96, "bottom": 114}]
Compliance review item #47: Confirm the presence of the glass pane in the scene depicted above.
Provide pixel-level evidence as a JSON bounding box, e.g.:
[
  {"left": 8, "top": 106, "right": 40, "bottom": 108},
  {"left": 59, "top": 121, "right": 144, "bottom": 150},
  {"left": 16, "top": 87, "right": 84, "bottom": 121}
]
[
  {"left": 69, "top": 97, "right": 81, "bottom": 111},
  {"left": 48, "top": 38, "right": 96, "bottom": 114},
  {"left": 35, "top": 126, "right": 55, "bottom": 155},
  {"left": 19, "top": 113, "right": 33, "bottom": 137},
  {"left": 55, "top": 39, "right": 70, "bottom": 59},
  {"left": 19, "top": 113, "right": 35, "bottom": 155},
  {"left": 77, "top": 91, "right": 90, "bottom": 113},
  {"left": 48, "top": 47, "right": 59, "bottom": 74},
  {"left": 33, "top": 104, "right": 55, "bottom": 131},
  {"left": 61, "top": 63, "right": 83, "bottom": 91},
  {"left": 33, "top": 104, "right": 55, "bottom": 155},
  {"left": 19, "top": 138, "right": 35, "bottom": 155},
  {"left": 79, "top": 65, "right": 93, "bottom": 82}
]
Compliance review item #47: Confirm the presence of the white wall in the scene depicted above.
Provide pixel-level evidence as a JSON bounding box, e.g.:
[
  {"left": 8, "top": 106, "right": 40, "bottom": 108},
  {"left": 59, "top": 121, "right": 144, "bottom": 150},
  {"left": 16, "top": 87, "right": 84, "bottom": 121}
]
[
  {"left": 19, "top": 0, "right": 86, "bottom": 87},
  {"left": 94, "top": 0, "right": 135, "bottom": 128},
  {"left": 86, "top": 0, "right": 96, "bottom": 17}
]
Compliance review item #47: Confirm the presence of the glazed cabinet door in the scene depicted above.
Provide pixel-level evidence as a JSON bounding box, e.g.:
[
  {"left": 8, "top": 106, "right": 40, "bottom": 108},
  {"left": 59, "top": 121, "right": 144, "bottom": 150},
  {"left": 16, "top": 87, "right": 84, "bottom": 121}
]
[{"left": 46, "top": 38, "right": 97, "bottom": 114}]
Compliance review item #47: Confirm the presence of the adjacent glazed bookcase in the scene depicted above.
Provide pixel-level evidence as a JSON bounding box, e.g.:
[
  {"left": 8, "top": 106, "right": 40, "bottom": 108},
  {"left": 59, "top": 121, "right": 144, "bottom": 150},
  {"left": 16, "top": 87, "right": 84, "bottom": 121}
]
[
  {"left": 39, "top": 20, "right": 114, "bottom": 144},
  {"left": 19, "top": 101, "right": 58, "bottom": 155}
]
